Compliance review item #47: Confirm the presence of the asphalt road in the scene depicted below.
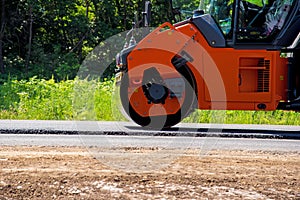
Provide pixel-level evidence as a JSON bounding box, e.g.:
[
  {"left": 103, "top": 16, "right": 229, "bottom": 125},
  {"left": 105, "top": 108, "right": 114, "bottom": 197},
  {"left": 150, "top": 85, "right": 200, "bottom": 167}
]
[
  {"left": 0, "top": 134, "right": 300, "bottom": 152},
  {"left": 0, "top": 120, "right": 299, "bottom": 152},
  {"left": 1, "top": 120, "right": 300, "bottom": 138}
]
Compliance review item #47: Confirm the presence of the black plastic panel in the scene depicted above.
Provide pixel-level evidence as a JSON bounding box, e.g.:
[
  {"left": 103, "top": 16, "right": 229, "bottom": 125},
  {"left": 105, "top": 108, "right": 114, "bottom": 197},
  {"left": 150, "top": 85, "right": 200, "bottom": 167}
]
[{"left": 191, "top": 14, "right": 226, "bottom": 48}]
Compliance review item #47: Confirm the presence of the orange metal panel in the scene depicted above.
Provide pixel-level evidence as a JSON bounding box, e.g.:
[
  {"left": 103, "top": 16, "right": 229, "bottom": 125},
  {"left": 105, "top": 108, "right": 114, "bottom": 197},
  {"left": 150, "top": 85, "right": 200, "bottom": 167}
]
[{"left": 175, "top": 23, "right": 288, "bottom": 111}]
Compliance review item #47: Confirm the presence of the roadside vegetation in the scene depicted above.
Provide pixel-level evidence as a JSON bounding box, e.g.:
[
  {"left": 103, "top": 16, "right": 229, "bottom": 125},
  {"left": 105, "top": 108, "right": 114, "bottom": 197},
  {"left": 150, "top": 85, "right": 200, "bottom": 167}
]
[
  {"left": 0, "top": 78, "right": 299, "bottom": 125},
  {"left": 0, "top": 77, "right": 124, "bottom": 121}
]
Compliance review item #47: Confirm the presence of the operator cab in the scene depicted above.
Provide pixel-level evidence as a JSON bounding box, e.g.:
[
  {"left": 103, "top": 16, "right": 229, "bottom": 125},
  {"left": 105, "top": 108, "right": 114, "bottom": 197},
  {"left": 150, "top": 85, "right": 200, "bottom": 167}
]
[
  {"left": 206, "top": 0, "right": 299, "bottom": 48},
  {"left": 172, "top": 0, "right": 299, "bottom": 103}
]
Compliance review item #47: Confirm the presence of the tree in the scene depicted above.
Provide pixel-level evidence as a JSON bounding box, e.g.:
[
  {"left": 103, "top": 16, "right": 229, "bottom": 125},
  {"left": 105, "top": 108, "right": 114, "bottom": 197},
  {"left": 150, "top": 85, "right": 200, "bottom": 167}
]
[
  {"left": 0, "top": 0, "right": 201, "bottom": 80},
  {"left": 0, "top": 0, "right": 6, "bottom": 74}
]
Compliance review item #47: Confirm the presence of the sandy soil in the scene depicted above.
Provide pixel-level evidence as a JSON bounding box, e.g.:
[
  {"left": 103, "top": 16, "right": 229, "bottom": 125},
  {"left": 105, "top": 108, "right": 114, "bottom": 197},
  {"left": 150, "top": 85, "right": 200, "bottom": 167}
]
[{"left": 0, "top": 146, "right": 299, "bottom": 199}]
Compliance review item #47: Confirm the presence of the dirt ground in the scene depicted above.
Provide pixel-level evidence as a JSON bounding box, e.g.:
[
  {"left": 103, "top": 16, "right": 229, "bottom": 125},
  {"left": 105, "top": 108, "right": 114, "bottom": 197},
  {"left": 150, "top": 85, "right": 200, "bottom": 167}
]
[{"left": 0, "top": 146, "right": 299, "bottom": 200}]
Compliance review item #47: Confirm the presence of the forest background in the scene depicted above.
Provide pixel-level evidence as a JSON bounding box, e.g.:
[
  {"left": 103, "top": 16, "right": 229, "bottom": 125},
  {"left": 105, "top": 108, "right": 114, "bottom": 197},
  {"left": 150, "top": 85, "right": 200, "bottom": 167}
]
[{"left": 0, "top": 0, "right": 199, "bottom": 80}]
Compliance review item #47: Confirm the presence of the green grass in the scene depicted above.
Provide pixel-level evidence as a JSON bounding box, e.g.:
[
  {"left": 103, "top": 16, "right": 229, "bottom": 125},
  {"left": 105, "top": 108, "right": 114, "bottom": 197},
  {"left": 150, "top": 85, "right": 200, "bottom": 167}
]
[
  {"left": 183, "top": 110, "right": 300, "bottom": 125},
  {"left": 0, "top": 77, "right": 125, "bottom": 121},
  {"left": 0, "top": 77, "right": 299, "bottom": 125}
]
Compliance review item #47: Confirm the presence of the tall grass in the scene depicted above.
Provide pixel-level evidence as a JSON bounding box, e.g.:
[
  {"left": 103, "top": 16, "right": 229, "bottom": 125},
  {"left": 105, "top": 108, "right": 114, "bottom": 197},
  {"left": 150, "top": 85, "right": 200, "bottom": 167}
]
[
  {"left": 0, "top": 77, "right": 299, "bottom": 125},
  {"left": 183, "top": 110, "right": 300, "bottom": 125},
  {"left": 0, "top": 77, "right": 125, "bottom": 121},
  {"left": 0, "top": 77, "right": 74, "bottom": 120}
]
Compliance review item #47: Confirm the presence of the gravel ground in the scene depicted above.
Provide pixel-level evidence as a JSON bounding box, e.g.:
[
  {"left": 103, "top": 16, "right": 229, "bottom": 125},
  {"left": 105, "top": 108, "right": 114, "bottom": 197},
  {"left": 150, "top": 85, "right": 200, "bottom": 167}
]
[{"left": 0, "top": 146, "right": 299, "bottom": 199}]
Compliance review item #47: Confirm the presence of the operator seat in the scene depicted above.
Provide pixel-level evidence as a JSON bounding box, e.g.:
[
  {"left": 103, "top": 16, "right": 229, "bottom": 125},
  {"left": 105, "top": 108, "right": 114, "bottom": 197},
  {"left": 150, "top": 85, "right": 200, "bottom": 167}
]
[
  {"left": 264, "top": 0, "right": 291, "bottom": 35},
  {"left": 239, "top": 0, "right": 296, "bottom": 42}
]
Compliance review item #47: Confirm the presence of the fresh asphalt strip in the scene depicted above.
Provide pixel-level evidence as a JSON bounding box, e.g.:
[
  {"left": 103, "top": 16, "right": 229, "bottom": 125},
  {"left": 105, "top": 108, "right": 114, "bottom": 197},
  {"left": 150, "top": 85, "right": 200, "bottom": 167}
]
[{"left": 0, "top": 121, "right": 299, "bottom": 139}]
